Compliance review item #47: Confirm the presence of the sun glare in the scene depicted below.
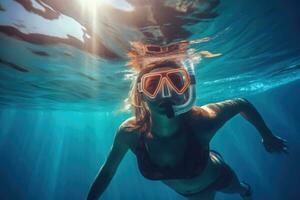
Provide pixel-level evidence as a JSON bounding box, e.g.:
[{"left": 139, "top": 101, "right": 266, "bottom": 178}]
[
  {"left": 78, "top": 0, "right": 102, "bottom": 9},
  {"left": 78, "top": 0, "right": 102, "bottom": 7},
  {"left": 78, "top": 0, "right": 133, "bottom": 11}
]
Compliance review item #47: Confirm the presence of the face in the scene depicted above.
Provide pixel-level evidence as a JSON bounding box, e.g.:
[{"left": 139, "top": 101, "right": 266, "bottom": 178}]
[{"left": 140, "top": 66, "right": 191, "bottom": 115}]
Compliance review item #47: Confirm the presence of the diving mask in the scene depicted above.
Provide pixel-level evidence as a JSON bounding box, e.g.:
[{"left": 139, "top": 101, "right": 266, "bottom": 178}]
[{"left": 137, "top": 60, "right": 196, "bottom": 118}]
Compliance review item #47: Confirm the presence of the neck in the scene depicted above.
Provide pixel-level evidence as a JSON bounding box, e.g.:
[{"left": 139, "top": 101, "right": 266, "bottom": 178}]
[{"left": 149, "top": 110, "right": 184, "bottom": 138}]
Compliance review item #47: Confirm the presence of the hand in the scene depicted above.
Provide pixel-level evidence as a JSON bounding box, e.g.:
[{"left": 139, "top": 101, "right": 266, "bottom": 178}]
[{"left": 262, "top": 134, "right": 288, "bottom": 154}]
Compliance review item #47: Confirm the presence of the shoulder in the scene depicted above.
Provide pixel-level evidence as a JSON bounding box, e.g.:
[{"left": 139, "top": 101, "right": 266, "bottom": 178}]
[
  {"left": 197, "top": 98, "right": 249, "bottom": 117},
  {"left": 187, "top": 105, "right": 215, "bottom": 120},
  {"left": 118, "top": 116, "right": 138, "bottom": 133},
  {"left": 186, "top": 99, "right": 248, "bottom": 129},
  {"left": 185, "top": 105, "right": 217, "bottom": 131},
  {"left": 115, "top": 116, "right": 139, "bottom": 146}
]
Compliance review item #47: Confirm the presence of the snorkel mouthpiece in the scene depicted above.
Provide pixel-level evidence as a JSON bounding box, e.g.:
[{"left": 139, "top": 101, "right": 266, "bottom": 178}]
[{"left": 159, "top": 99, "right": 175, "bottom": 118}]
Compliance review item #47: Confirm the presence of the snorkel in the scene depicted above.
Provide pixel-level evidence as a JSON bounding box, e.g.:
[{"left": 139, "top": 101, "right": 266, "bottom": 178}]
[{"left": 172, "top": 59, "right": 196, "bottom": 117}]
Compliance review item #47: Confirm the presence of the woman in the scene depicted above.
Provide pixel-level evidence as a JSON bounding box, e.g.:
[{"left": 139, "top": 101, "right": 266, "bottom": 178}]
[{"left": 86, "top": 45, "right": 288, "bottom": 200}]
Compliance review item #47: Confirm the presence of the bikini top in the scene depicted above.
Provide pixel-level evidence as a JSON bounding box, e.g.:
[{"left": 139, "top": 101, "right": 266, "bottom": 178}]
[{"left": 135, "top": 124, "right": 209, "bottom": 180}]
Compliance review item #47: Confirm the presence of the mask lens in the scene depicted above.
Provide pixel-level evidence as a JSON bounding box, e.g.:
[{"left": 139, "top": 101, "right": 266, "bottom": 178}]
[
  {"left": 143, "top": 75, "right": 161, "bottom": 96},
  {"left": 167, "top": 70, "right": 188, "bottom": 92}
]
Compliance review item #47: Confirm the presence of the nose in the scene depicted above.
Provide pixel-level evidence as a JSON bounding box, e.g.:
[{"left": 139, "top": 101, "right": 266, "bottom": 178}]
[{"left": 161, "top": 78, "right": 172, "bottom": 98}]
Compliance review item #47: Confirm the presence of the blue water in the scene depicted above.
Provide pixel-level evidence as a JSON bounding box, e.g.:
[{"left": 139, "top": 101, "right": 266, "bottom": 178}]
[{"left": 0, "top": 0, "right": 300, "bottom": 199}]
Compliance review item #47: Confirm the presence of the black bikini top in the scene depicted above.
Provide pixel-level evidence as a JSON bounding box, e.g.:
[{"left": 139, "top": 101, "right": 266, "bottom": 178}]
[{"left": 135, "top": 124, "right": 209, "bottom": 180}]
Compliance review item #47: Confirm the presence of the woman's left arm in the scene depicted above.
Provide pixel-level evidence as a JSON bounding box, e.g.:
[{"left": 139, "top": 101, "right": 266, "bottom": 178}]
[{"left": 201, "top": 98, "right": 288, "bottom": 154}]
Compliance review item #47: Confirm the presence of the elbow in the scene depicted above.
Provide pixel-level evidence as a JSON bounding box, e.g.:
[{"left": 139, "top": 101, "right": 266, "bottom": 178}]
[
  {"left": 236, "top": 97, "right": 249, "bottom": 104},
  {"left": 235, "top": 98, "right": 254, "bottom": 116}
]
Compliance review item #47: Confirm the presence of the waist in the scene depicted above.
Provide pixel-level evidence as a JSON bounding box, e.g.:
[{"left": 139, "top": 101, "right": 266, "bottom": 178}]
[
  {"left": 136, "top": 148, "right": 210, "bottom": 180},
  {"left": 162, "top": 151, "right": 223, "bottom": 194}
]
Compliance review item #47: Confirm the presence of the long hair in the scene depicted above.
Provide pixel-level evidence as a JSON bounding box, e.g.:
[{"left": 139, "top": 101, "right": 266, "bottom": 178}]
[{"left": 127, "top": 60, "right": 183, "bottom": 135}]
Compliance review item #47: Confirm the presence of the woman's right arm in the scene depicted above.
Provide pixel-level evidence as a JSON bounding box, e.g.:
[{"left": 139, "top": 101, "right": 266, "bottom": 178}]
[{"left": 86, "top": 124, "right": 130, "bottom": 200}]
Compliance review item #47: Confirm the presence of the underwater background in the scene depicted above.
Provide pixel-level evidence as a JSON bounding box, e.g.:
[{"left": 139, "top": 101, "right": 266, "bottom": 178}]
[{"left": 0, "top": 0, "right": 299, "bottom": 199}]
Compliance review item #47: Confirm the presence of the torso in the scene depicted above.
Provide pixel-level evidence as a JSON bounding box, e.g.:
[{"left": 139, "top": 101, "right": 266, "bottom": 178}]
[{"left": 123, "top": 107, "right": 223, "bottom": 194}]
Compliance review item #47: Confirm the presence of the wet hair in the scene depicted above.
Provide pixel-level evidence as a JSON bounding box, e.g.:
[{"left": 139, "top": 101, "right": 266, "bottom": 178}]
[{"left": 127, "top": 59, "right": 182, "bottom": 134}]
